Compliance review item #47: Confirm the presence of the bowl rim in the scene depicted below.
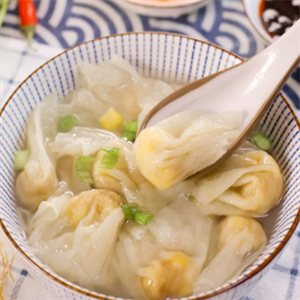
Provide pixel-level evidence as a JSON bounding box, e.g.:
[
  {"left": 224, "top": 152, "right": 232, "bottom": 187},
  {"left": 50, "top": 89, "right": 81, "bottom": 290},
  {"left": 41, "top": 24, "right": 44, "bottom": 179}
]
[
  {"left": 1, "top": 31, "right": 300, "bottom": 300},
  {"left": 123, "top": 0, "right": 206, "bottom": 9},
  {"left": 242, "top": 0, "right": 272, "bottom": 45}
]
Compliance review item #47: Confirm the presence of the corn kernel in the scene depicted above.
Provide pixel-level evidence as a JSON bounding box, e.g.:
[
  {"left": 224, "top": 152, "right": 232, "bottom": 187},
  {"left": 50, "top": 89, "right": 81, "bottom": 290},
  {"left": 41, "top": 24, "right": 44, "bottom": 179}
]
[{"left": 99, "top": 108, "right": 123, "bottom": 130}]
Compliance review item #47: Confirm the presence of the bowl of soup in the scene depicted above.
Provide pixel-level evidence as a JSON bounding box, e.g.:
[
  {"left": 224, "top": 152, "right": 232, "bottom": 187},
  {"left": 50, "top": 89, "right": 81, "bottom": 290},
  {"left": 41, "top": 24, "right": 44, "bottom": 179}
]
[
  {"left": 111, "top": 0, "right": 211, "bottom": 17},
  {"left": 1, "top": 32, "right": 300, "bottom": 300},
  {"left": 243, "top": 0, "right": 300, "bottom": 44}
]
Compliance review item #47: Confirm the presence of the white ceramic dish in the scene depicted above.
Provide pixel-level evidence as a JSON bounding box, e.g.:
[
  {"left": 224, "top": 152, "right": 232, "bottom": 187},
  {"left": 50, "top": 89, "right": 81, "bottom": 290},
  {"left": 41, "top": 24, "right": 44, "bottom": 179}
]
[
  {"left": 243, "top": 0, "right": 275, "bottom": 44},
  {"left": 1, "top": 32, "right": 300, "bottom": 300},
  {"left": 111, "top": 0, "right": 210, "bottom": 18}
]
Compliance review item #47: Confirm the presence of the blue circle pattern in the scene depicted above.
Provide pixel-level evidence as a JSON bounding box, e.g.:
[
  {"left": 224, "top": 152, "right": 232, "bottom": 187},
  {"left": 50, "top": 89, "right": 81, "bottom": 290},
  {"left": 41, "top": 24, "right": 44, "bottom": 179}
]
[{"left": 2, "top": 0, "right": 299, "bottom": 109}]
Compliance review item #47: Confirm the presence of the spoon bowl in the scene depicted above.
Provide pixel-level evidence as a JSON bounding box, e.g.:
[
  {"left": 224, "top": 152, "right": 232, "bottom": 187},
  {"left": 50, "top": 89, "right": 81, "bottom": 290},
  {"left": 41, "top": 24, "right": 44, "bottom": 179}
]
[{"left": 140, "top": 20, "right": 300, "bottom": 177}]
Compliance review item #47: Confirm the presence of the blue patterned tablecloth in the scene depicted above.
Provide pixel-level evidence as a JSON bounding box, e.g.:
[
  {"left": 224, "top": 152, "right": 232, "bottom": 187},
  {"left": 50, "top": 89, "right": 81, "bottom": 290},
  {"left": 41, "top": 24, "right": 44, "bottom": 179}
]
[{"left": 0, "top": 1, "right": 300, "bottom": 300}]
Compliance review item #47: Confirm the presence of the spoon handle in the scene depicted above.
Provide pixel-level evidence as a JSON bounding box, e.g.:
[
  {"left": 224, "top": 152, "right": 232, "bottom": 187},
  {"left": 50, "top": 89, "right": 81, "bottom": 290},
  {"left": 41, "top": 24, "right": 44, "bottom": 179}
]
[
  {"left": 143, "top": 20, "right": 300, "bottom": 130},
  {"left": 184, "top": 19, "right": 300, "bottom": 126},
  {"left": 248, "top": 19, "right": 300, "bottom": 107}
]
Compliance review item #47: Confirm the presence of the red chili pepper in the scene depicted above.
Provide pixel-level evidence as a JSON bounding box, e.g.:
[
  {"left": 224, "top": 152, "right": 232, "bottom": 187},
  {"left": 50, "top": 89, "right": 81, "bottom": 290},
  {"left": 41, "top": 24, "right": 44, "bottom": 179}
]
[{"left": 18, "top": 0, "right": 37, "bottom": 47}]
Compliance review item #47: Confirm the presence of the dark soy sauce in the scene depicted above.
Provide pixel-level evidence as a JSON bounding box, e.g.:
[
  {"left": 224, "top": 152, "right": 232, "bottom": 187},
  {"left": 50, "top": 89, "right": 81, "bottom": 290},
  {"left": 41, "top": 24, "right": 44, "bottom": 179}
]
[{"left": 260, "top": 0, "right": 300, "bottom": 38}]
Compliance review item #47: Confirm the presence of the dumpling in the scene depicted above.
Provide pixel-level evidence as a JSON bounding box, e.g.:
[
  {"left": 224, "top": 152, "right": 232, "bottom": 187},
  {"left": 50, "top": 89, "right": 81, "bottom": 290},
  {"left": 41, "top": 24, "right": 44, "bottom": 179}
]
[
  {"left": 15, "top": 92, "right": 99, "bottom": 211},
  {"left": 64, "top": 189, "right": 121, "bottom": 226},
  {"left": 80, "top": 60, "right": 140, "bottom": 122},
  {"left": 137, "top": 198, "right": 212, "bottom": 299},
  {"left": 113, "top": 228, "right": 199, "bottom": 300},
  {"left": 194, "top": 216, "right": 267, "bottom": 293},
  {"left": 16, "top": 98, "right": 58, "bottom": 211},
  {"left": 51, "top": 127, "right": 117, "bottom": 194},
  {"left": 149, "top": 196, "right": 212, "bottom": 258},
  {"left": 26, "top": 193, "right": 72, "bottom": 243},
  {"left": 137, "top": 251, "right": 199, "bottom": 300},
  {"left": 51, "top": 127, "right": 117, "bottom": 158},
  {"left": 68, "top": 88, "right": 109, "bottom": 122},
  {"left": 134, "top": 111, "right": 242, "bottom": 190},
  {"left": 108, "top": 57, "right": 176, "bottom": 128},
  {"left": 112, "top": 197, "right": 212, "bottom": 300},
  {"left": 113, "top": 229, "right": 160, "bottom": 299},
  {"left": 193, "top": 150, "right": 284, "bottom": 216},
  {"left": 27, "top": 189, "right": 122, "bottom": 242},
  {"left": 92, "top": 139, "right": 195, "bottom": 210},
  {"left": 92, "top": 138, "right": 146, "bottom": 196},
  {"left": 27, "top": 189, "right": 124, "bottom": 290},
  {"left": 80, "top": 57, "right": 175, "bottom": 127}
]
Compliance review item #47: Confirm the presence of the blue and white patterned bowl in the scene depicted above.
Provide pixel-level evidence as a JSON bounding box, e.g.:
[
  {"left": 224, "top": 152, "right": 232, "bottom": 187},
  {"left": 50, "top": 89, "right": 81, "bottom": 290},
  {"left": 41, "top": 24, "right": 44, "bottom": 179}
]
[{"left": 1, "top": 32, "right": 300, "bottom": 300}]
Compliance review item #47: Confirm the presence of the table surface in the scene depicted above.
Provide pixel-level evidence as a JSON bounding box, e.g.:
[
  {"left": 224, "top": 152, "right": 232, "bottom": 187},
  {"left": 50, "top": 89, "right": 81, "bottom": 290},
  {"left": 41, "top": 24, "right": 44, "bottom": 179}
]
[{"left": 1, "top": 0, "right": 300, "bottom": 299}]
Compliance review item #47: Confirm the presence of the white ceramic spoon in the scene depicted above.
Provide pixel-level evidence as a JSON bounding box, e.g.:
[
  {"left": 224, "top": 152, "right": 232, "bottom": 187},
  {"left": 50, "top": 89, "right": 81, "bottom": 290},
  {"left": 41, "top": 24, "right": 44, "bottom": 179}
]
[{"left": 140, "top": 19, "right": 300, "bottom": 176}]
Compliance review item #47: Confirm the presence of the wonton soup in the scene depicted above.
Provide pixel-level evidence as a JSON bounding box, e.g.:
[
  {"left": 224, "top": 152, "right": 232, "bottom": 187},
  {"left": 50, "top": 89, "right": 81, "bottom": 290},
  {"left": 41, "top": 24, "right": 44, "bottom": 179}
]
[{"left": 15, "top": 57, "right": 284, "bottom": 300}]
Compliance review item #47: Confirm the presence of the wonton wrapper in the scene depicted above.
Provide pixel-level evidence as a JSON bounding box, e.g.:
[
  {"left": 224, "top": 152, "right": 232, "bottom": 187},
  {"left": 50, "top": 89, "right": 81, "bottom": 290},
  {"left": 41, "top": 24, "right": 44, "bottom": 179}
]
[
  {"left": 80, "top": 57, "right": 175, "bottom": 126},
  {"left": 92, "top": 139, "right": 195, "bottom": 210},
  {"left": 16, "top": 91, "right": 110, "bottom": 211},
  {"left": 134, "top": 111, "right": 242, "bottom": 190},
  {"left": 194, "top": 216, "right": 267, "bottom": 293},
  {"left": 51, "top": 127, "right": 117, "bottom": 194},
  {"left": 149, "top": 197, "right": 212, "bottom": 257},
  {"left": 27, "top": 189, "right": 124, "bottom": 292},
  {"left": 16, "top": 97, "right": 59, "bottom": 211},
  {"left": 113, "top": 198, "right": 212, "bottom": 299},
  {"left": 137, "top": 251, "right": 199, "bottom": 300},
  {"left": 194, "top": 150, "right": 284, "bottom": 216},
  {"left": 52, "top": 127, "right": 117, "bottom": 158}
]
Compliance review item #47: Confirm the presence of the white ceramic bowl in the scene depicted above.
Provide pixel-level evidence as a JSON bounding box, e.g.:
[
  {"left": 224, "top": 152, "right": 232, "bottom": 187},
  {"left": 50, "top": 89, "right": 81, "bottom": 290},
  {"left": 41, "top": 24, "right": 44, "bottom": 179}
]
[
  {"left": 1, "top": 32, "right": 300, "bottom": 300},
  {"left": 243, "top": 0, "right": 276, "bottom": 44},
  {"left": 111, "top": 0, "right": 210, "bottom": 18}
]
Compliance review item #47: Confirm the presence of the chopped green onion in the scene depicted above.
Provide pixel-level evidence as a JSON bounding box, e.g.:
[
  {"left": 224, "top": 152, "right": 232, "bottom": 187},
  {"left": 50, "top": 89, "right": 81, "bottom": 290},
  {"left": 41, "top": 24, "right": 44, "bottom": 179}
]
[
  {"left": 133, "top": 211, "right": 153, "bottom": 226},
  {"left": 122, "top": 203, "right": 153, "bottom": 225},
  {"left": 121, "top": 131, "right": 136, "bottom": 142},
  {"left": 252, "top": 133, "right": 272, "bottom": 151},
  {"left": 101, "top": 147, "right": 120, "bottom": 154},
  {"left": 77, "top": 172, "right": 94, "bottom": 184},
  {"left": 124, "top": 122, "right": 138, "bottom": 133},
  {"left": 99, "top": 147, "right": 120, "bottom": 170},
  {"left": 75, "top": 156, "right": 96, "bottom": 184},
  {"left": 122, "top": 121, "right": 138, "bottom": 142},
  {"left": 76, "top": 156, "right": 96, "bottom": 171},
  {"left": 14, "top": 150, "right": 29, "bottom": 171},
  {"left": 122, "top": 204, "right": 138, "bottom": 220},
  {"left": 57, "top": 115, "right": 77, "bottom": 133},
  {"left": 76, "top": 170, "right": 90, "bottom": 177}
]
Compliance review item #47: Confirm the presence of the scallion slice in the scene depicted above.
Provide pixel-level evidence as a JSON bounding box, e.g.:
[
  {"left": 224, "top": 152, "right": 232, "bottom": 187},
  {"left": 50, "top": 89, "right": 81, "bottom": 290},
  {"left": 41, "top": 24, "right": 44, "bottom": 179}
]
[
  {"left": 77, "top": 173, "right": 94, "bottom": 184},
  {"left": 121, "top": 131, "right": 136, "bottom": 142},
  {"left": 75, "top": 156, "right": 96, "bottom": 184},
  {"left": 14, "top": 150, "right": 29, "bottom": 171},
  {"left": 122, "top": 204, "right": 138, "bottom": 220},
  {"left": 122, "top": 121, "right": 138, "bottom": 142},
  {"left": 57, "top": 115, "right": 77, "bottom": 133},
  {"left": 99, "top": 147, "right": 120, "bottom": 170},
  {"left": 76, "top": 156, "right": 96, "bottom": 171},
  {"left": 252, "top": 133, "right": 271, "bottom": 151},
  {"left": 124, "top": 121, "right": 138, "bottom": 133},
  {"left": 133, "top": 211, "right": 153, "bottom": 226}
]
